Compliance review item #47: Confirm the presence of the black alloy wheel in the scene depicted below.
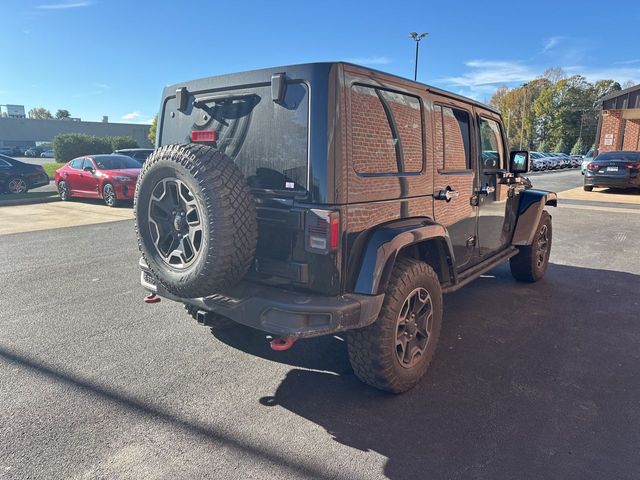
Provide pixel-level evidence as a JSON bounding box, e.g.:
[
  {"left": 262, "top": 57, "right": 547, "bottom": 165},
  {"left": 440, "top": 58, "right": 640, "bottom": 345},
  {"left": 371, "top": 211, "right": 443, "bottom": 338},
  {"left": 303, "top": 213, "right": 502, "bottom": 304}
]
[{"left": 147, "top": 177, "right": 203, "bottom": 269}]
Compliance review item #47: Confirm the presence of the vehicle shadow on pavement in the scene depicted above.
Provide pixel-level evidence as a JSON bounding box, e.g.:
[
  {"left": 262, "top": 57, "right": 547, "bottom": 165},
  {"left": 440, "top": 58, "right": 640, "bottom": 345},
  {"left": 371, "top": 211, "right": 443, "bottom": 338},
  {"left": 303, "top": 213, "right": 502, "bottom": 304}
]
[
  {"left": 210, "top": 324, "right": 352, "bottom": 374},
  {"left": 217, "top": 263, "right": 640, "bottom": 479}
]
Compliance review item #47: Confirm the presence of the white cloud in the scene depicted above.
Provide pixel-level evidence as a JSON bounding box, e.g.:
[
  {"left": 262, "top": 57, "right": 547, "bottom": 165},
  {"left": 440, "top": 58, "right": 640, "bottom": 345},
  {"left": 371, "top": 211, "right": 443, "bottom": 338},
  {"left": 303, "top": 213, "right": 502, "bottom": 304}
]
[
  {"left": 37, "top": 1, "right": 93, "bottom": 9},
  {"left": 94, "top": 83, "right": 110, "bottom": 90},
  {"left": 564, "top": 66, "right": 640, "bottom": 85},
  {"left": 345, "top": 56, "right": 391, "bottom": 66},
  {"left": 440, "top": 60, "right": 539, "bottom": 88},
  {"left": 439, "top": 58, "right": 640, "bottom": 101},
  {"left": 542, "top": 36, "right": 563, "bottom": 53},
  {"left": 614, "top": 59, "right": 640, "bottom": 65},
  {"left": 121, "top": 111, "right": 141, "bottom": 121}
]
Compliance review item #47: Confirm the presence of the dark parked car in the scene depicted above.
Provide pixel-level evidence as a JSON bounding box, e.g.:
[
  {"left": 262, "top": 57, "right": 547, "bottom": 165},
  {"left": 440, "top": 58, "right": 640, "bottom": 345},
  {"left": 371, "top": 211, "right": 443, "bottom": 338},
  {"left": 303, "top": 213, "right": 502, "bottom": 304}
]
[
  {"left": 55, "top": 154, "right": 141, "bottom": 206},
  {"left": 0, "top": 154, "right": 50, "bottom": 194},
  {"left": 113, "top": 148, "right": 154, "bottom": 164},
  {"left": 584, "top": 151, "right": 640, "bottom": 191},
  {"left": 24, "top": 147, "right": 44, "bottom": 157},
  {"left": 135, "top": 62, "right": 556, "bottom": 393}
]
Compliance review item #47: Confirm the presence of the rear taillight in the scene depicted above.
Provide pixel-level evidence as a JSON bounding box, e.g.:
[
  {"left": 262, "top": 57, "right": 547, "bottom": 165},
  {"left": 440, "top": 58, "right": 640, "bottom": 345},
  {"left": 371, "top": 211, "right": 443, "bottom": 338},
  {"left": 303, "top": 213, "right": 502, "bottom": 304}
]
[
  {"left": 626, "top": 163, "right": 640, "bottom": 169},
  {"left": 190, "top": 130, "right": 217, "bottom": 143},
  {"left": 305, "top": 209, "right": 340, "bottom": 254},
  {"left": 587, "top": 162, "right": 599, "bottom": 170}
]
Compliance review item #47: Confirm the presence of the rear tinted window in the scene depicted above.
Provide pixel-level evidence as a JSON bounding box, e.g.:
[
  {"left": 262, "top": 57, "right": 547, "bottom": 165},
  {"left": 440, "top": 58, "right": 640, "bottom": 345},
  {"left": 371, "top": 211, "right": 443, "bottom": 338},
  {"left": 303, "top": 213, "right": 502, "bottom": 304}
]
[
  {"left": 162, "top": 82, "right": 309, "bottom": 192},
  {"left": 94, "top": 156, "right": 141, "bottom": 170},
  {"left": 596, "top": 152, "right": 640, "bottom": 162}
]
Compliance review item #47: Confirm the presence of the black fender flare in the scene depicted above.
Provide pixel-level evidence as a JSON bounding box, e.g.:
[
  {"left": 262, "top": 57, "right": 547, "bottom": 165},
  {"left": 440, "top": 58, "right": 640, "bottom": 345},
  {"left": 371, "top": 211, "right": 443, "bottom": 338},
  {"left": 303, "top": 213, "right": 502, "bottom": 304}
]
[
  {"left": 512, "top": 189, "right": 557, "bottom": 246},
  {"left": 353, "top": 218, "right": 455, "bottom": 296}
]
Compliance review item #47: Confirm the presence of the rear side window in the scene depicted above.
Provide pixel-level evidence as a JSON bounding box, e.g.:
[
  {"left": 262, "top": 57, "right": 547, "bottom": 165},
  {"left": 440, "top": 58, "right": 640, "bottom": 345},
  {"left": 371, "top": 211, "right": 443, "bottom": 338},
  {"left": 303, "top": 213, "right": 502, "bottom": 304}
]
[
  {"left": 82, "top": 159, "right": 95, "bottom": 170},
  {"left": 351, "top": 85, "right": 423, "bottom": 175},
  {"left": 433, "top": 105, "right": 472, "bottom": 170},
  {"left": 70, "top": 159, "right": 83, "bottom": 169}
]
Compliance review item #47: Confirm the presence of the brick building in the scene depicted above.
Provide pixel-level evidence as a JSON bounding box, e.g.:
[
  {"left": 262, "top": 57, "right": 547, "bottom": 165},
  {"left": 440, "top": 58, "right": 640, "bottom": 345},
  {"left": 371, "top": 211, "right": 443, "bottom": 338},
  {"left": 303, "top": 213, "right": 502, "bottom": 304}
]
[{"left": 596, "top": 84, "right": 640, "bottom": 153}]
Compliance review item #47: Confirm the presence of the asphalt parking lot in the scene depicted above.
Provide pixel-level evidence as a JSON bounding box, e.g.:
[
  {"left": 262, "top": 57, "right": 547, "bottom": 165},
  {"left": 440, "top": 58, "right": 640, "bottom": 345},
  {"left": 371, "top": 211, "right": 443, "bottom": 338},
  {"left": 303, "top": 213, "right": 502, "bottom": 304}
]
[{"left": 1, "top": 170, "right": 639, "bottom": 479}]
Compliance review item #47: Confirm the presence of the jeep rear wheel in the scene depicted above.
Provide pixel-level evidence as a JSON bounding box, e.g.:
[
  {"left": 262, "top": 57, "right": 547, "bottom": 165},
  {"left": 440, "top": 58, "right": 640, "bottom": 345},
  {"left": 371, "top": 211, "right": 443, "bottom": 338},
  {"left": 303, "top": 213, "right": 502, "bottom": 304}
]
[
  {"left": 510, "top": 210, "right": 552, "bottom": 282},
  {"left": 134, "top": 144, "right": 257, "bottom": 298},
  {"left": 347, "top": 258, "right": 443, "bottom": 393}
]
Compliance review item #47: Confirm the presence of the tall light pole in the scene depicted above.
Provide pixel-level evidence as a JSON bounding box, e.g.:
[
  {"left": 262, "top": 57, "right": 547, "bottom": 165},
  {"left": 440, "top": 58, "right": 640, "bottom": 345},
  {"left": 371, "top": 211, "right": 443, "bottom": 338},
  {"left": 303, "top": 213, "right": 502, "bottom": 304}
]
[{"left": 409, "top": 32, "right": 428, "bottom": 81}]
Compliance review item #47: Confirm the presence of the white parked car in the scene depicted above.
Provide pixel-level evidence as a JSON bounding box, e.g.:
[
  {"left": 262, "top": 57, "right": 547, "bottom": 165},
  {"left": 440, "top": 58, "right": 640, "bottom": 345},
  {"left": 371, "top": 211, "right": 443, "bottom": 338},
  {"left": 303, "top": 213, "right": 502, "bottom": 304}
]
[
  {"left": 581, "top": 149, "right": 595, "bottom": 174},
  {"left": 40, "top": 149, "right": 55, "bottom": 158}
]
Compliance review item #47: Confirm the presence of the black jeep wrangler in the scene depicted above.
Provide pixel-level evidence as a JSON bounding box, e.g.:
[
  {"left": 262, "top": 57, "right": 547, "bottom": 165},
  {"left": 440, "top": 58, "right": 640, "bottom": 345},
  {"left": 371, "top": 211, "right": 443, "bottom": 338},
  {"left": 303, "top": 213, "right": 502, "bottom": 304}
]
[{"left": 135, "top": 62, "right": 557, "bottom": 393}]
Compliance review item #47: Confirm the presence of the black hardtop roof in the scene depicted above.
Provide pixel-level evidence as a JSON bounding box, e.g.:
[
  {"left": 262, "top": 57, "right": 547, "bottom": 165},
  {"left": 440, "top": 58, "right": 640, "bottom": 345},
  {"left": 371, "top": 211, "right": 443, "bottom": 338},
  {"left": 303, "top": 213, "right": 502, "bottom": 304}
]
[{"left": 164, "top": 61, "right": 500, "bottom": 115}]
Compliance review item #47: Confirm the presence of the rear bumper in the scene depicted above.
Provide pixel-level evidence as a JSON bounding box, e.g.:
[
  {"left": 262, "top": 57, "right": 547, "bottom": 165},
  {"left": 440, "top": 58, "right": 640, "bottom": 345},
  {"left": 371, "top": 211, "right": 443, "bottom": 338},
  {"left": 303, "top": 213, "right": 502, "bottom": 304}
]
[
  {"left": 28, "top": 173, "right": 50, "bottom": 189},
  {"left": 139, "top": 258, "right": 384, "bottom": 338},
  {"left": 584, "top": 174, "right": 639, "bottom": 188}
]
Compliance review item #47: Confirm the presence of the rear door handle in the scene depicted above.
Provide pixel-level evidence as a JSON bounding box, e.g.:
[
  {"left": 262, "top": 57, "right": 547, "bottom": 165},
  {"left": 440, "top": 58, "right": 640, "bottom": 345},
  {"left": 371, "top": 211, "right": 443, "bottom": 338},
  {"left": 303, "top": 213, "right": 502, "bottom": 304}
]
[{"left": 436, "top": 187, "right": 460, "bottom": 202}]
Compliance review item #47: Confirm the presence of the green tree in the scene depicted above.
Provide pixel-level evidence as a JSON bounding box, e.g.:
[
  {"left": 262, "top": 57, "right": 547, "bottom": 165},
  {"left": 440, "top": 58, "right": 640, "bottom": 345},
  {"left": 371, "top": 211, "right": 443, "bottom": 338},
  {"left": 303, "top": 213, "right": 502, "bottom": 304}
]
[
  {"left": 553, "top": 139, "right": 567, "bottom": 153},
  {"left": 570, "top": 137, "right": 585, "bottom": 155},
  {"left": 148, "top": 114, "right": 157, "bottom": 146},
  {"left": 55, "top": 109, "right": 71, "bottom": 119},
  {"left": 28, "top": 107, "right": 53, "bottom": 119},
  {"left": 106, "top": 136, "right": 138, "bottom": 151},
  {"left": 52, "top": 134, "right": 111, "bottom": 162}
]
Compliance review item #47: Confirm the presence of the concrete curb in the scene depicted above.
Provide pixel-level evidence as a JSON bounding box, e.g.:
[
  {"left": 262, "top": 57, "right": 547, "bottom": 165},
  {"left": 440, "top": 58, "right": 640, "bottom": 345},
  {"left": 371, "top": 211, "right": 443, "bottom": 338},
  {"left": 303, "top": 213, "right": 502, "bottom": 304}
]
[{"left": 0, "top": 196, "right": 60, "bottom": 207}]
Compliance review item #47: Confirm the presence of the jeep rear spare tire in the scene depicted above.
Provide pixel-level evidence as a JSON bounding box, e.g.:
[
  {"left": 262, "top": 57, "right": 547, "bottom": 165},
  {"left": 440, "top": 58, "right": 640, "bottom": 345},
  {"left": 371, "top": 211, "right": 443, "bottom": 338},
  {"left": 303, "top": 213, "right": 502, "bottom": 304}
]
[{"left": 134, "top": 144, "right": 257, "bottom": 298}]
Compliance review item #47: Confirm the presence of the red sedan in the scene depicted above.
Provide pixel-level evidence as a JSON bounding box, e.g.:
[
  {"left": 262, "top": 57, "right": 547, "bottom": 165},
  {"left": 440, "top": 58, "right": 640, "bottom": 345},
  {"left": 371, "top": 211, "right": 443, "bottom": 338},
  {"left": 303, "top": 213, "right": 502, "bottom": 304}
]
[{"left": 55, "top": 154, "right": 141, "bottom": 207}]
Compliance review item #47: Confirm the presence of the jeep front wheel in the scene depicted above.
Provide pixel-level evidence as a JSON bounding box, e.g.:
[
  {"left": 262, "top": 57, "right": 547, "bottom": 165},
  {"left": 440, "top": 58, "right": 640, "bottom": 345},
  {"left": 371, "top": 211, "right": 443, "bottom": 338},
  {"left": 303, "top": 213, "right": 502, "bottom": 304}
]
[
  {"left": 510, "top": 210, "right": 552, "bottom": 282},
  {"left": 347, "top": 258, "right": 443, "bottom": 393}
]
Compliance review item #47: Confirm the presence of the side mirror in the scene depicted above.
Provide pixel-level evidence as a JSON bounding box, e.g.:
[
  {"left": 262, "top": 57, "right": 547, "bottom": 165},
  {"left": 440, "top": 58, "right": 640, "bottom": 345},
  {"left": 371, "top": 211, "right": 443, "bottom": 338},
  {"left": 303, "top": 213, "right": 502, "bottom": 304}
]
[
  {"left": 83, "top": 166, "right": 95, "bottom": 173},
  {"left": 509, "top": 151, "right": 529, "bottom": 174}
]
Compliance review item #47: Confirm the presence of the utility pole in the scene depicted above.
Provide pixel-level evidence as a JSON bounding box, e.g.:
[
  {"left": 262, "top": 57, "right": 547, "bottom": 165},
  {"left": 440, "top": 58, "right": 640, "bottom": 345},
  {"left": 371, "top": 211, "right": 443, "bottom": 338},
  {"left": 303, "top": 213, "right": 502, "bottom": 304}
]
[{"left": 409, "top": 32, "right": 428, "bottom": 81}]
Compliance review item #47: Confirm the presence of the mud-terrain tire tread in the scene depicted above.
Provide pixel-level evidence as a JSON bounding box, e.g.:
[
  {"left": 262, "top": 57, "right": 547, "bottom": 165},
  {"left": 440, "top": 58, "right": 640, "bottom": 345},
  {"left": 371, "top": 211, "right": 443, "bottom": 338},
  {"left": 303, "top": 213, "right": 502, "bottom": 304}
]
[
  {"left": 134, "top": 144, "right": 257, "bottom": 298},
  {"left": 510, "top": 210, "right": 552, "bottom": 282},
  {"left": 347, "top": 258, "right": 443, "bottom": 393}
]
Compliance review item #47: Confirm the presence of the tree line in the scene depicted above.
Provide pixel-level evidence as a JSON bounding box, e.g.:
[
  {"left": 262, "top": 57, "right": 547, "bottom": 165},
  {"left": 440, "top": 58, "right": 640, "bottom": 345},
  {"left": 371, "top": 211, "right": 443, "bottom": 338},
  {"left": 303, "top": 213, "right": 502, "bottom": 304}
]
[
  {"left": 490, "top": 68, "right": 633, "bottom": 154},
  {"left": 26, "top": 108, "right": 72, "bottom": 120}
]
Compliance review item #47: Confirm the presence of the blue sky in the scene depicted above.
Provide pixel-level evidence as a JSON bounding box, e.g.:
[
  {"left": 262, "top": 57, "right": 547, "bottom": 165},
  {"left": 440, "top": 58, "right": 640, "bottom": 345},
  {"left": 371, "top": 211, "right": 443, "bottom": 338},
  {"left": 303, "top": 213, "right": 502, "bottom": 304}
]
[{"left": 2, "top": 0, "right": 639, "bottom": 123}]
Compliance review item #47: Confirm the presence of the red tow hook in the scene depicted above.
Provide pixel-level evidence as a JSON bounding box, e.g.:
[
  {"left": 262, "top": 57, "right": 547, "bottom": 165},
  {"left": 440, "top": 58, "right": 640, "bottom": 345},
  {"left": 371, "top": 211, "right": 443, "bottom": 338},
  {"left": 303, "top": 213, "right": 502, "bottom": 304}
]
[
  {"left": 144, "top": 293, "right": 161, "bottom": 304},
  {"left": 269, "top": 336, "right": 296, "bottom": 351}
]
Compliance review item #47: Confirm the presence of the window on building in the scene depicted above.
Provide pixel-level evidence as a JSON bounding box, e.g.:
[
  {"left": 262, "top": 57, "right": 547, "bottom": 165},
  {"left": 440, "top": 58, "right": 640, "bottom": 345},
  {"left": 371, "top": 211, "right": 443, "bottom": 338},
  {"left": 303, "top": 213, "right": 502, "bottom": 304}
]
[
  {"left": 351, "top": 85, "right": 423, "bottom": 175},
  {"left": 433, "top": 105, "right": 472, "bottom": 170}
]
